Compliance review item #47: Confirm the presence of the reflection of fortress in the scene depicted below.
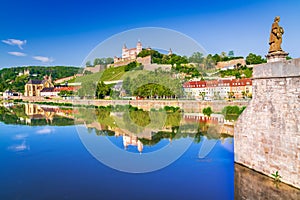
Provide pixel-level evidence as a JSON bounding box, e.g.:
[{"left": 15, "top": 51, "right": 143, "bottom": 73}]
[
  {"left": 84, "top": 111, "right": 233, "bottom": 151},
  {"left": 123, "top": 135, "right": 143, "bottom": 153}
]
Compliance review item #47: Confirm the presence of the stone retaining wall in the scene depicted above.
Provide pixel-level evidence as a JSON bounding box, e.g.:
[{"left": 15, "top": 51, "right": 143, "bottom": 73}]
[{"left": 234, "top": 58, "right": 300, "bottom": 188}]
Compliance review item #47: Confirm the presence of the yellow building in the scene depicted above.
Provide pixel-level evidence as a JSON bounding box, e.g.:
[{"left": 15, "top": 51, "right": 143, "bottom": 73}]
[{"left": 24, "top": 75, "right": 54, "bottom": 97}]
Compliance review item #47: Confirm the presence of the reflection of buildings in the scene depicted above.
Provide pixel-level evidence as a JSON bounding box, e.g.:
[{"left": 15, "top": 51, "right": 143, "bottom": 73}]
[
  {"left": 183, "top": 113, "right": 234, "bottom": 136},
  {"left": 84, "top": 111, "right": 234, "bottom": 150},
  {"left": 183, "top": 113, "right": 224, "bottom": 124},
  {"left": 122, "top": 135, "right": 143, "bottom": 153},
  {"left": 25, "top": 104, "right": 56, "bottom": 124},
  {"left": 24, "top": 104, "right": 74, "bottom": 124}
]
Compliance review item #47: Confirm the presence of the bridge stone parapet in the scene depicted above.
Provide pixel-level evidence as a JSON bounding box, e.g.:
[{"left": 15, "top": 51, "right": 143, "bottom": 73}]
[{"left": 234, "top": 58, "right": 300, "bottom": 188}]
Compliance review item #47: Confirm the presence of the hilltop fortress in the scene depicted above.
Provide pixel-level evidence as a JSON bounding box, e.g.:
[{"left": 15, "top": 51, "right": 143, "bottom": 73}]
[
  {"left": 112, "top": 41, "right": 172, "bottom": 71},
  {"left": 114, "top": 41, "right": 143, "bottom": 63}
]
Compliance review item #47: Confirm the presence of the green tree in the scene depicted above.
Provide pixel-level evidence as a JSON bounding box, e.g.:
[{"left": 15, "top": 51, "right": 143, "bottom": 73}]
[
  {"left": 244, "top": 68, "right": 253, "bottom": 78},
  {"left": 58, "top": 90, "right": 74, "bottom": 97},
  {"left": 203, "top": 107, "right": 213, "bottom": 117},
  {"left": 93, "top": 58, "right": 101, "bottom": 66},
  {"left": 228, "top": 50, "right": 234, "bottom": 57},
  {"left": 125, "top": 61, "right": 138, "bottom": 71},
  {"left": 122, "top": 76, "right": 131, "bottom": 95},
  {"left": 77, "top": 81, "right": 96, "bottom": 98},
  {"left": 188, "top": 52, "right": 204, "bottom": 63},
  {"left": 96, "top": 81, "right": 110, "bottom": 99},
  {"left": 246, "top": 53, "right": 267, "bottom": 65},
  {"left": 199, "top": 92, "right": 206, "bottom": 100},
  {"left": 204, "top": 54, "right": 216, "bottom": 69},
  {"left": 85, "top": 61, "right": 92, "bottom": 67}
]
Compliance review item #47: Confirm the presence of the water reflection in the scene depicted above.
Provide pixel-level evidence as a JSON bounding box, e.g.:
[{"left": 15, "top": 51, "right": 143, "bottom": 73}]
[
  {"left": 0, "top": 103, "right": 75, "bottom": 126},
  {"left": 235, "top": 164, "right": 300, "bottom": 200},
  {"left": 0, "top": 103, "right": 234, "bottom": 154},
  {"left": 74, "top": 105, "right": 234, "bottom": 154},
  {"left": 0, "top": 103, "right": 299, "bottom": 198}
]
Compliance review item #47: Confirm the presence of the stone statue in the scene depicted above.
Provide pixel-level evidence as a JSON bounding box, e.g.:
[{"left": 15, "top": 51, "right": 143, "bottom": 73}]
[{"left": 269, "top": 16, "right": 284, "bottom": 53}]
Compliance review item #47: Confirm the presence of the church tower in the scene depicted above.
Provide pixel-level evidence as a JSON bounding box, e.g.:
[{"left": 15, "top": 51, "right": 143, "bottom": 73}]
[
  {"left": 122, "top": 44, "right": 128, "bottom": 59},
  {"left": 136, "top": 41, "right": 142, "bottom": 55}
]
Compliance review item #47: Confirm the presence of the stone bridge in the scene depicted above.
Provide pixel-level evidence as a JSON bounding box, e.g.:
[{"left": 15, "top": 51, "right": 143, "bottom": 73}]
[{"left": 235, "top": 58, "right": 300, "bottom": 188}]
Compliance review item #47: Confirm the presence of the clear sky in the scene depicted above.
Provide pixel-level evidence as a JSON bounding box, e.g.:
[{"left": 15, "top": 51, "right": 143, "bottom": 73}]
[{"left": 0, "top": 0, "right": 299, "bottom": 68}]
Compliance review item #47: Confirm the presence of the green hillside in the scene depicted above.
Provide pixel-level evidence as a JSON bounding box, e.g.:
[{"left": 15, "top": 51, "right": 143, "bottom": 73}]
[
  {"left": 75, "top": 64, "right": 144, "bottom": 84},
  {"left": 74, "top": 66, "right": 126, "bottom": 84},
  {"left": 0, "top": 66, "right": 81, "bottom": 93}
]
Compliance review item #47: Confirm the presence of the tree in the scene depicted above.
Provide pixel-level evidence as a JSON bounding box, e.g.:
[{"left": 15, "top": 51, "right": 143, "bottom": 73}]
[
  {"left": 228, "top": 50, "right": 234, "bottom": 57},
  {"left": 58, "top": 90, "right": 74, "bottom": 97},
  {"left": 122, "top": 77, "right": 131, "bottom": 95},
  {"left": 125, "top": 61, "right": 138, "bottom": 71},
  {"left": 221, "top": 52, "right": 227, "bottom": 58},
  {"left": 199, "top": 92, "right": 206, "bottom": 100},
  {"left": 93, "top": 58, "right": 101, "bottom": 66},
  {"left": 204, "top": 54, "right": 216, "bottom": 69},
  {"left": 244, "top": 68, "right": 252, "bottom": 78},
  {"left": 105, "top": 57, "right": 114, "bottom": 65},
  {"left": 246, "top": 53, "right": 266, "bottom": 65},
  {"left": 77, "top": 81, "right": 96, "bottom": 98},
  {"left": 203, "top": 107, "right": 213, "bottom": 117},
  {"left": 96, "top": 81, "right": 110, "bottom": 99},
  {"left": 93, "top": 57, "right": 114, "bottom": 66},
  {"left": 85, "top": 61, "right": 92, "bottom": 67},
  {"left": 227, "top": 92, "right": 235, "bottom": 99},
  {"left": 188, "top": 52, "right": 204, "bottom": 63}
]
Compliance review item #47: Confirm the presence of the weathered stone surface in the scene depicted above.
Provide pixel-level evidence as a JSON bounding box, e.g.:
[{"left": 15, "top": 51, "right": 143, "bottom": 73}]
[
  {"left": 234, "top": 58, "right": 300, "bottom": 188},
  {"left": 235, "top": 164, "right": 300, "bottom": 200}
]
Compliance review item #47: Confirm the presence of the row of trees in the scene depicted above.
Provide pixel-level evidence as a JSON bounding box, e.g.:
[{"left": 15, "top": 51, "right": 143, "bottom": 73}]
[
  {"left": 85, "top": 57, "right": 114, "bottom": 67},
  {"left": 77, "top": 80, "right": 111, "bottom": 99},
  {"left": 122, "top": 69, "right": 183, "bottom": 99},
  {"left": 138, "top": 49, "right": 188, "bottom": 66}
]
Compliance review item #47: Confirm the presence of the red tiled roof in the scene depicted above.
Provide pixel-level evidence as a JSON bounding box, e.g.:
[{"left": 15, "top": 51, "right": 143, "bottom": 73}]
[
  {"left": 183, "top": 79, "right": 252, "bottom": 88},
  {"left": 53, "top": 86, "right": 80, "bottom": 92}
]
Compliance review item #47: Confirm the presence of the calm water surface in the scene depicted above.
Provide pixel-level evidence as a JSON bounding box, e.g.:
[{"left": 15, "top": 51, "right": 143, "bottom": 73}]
[
  {"left": 0, "top": 123, "right": 234, "bottom": 200},
  {"left": 1, "top": 103, "right": 299, "bottom": 200}
]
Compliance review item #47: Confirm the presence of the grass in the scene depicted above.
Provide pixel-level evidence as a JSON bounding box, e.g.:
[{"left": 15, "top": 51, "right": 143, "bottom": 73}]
[
  {"left": 73, "top": 65, "right": 149, "bottom": 85},
  {"left": 101, "top": 65, "right": 126, "bottom": 81},
  {"left": 74, "top": 65, "right": 127, "bottom": 84}
]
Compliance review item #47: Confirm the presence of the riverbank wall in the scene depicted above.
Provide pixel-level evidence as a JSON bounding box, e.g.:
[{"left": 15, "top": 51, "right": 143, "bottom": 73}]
[{"left": 3, "top": 96, "right": 248, "bottom": 113}]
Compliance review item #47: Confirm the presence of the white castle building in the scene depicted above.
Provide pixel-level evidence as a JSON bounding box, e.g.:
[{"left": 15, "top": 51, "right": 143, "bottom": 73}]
[{"left": 114, "top": 41, "right": 142, "bottom": 63}]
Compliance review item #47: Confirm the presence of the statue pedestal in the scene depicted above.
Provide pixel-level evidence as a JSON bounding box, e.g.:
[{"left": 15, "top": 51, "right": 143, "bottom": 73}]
[{"left": 266, "top": 51, "right": 289, "bottom": 63}]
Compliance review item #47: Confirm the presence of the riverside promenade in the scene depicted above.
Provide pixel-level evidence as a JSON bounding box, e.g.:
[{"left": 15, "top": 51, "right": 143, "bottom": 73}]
[{"left": 3, "top": 96, "right": 248, "bottom": 113}]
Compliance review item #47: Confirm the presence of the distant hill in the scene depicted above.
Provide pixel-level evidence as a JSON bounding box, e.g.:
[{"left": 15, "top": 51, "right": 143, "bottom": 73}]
[{"left": 0, "top": 66, "right": 81, "bottom": 93}]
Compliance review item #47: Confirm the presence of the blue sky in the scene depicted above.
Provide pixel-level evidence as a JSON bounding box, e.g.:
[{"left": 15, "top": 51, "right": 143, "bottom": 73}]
[{"left": 0, "top": 0, "right": 299, "bottom": 68}]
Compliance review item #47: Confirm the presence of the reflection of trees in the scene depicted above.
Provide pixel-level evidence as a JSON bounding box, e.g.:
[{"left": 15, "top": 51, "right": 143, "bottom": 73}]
[
  {"left": 139, "top": 131, "right": 176, "bottom": 145},
  {"left": 129, "top": 110, "right": 150, "bottom": 127},
  {"left": 77, "top": 105, "right": 233, "bottom": 146},
  {"left": 0, "top": 106, "right": 25, "bottom": 125},
  {"left": 75, "top": 107, "right": 97, "bottom": 124},
  {"left": 0, "top": 104, "right": 75, "bottom": 126}
]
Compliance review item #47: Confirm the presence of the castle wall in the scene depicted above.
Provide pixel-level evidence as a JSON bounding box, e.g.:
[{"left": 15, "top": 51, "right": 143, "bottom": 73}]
[
  {"left": 234, "top": 58, "right": 300, "bottom": 188},
  {"left": 216, "top": 58, "right": 246, "bottom": 69}
]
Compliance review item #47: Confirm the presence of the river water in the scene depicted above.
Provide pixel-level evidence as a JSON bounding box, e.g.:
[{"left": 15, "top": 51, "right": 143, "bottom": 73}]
[{"left": 0, "top": 103, "right": 299, "bottom": 200}]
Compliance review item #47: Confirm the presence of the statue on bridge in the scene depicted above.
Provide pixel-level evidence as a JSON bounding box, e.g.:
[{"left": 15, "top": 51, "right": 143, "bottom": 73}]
[
  {"left": 266, "top": 16, "right": 288, "bottom": 62},
  {"left": 269, "top": 16, "right": 284, "bottom": 53}
]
